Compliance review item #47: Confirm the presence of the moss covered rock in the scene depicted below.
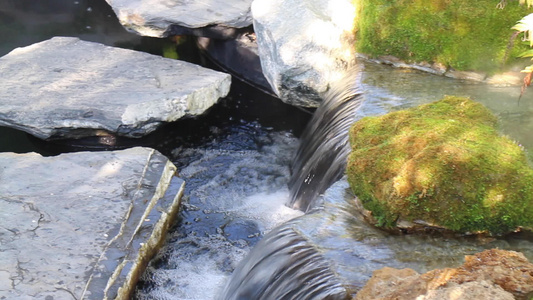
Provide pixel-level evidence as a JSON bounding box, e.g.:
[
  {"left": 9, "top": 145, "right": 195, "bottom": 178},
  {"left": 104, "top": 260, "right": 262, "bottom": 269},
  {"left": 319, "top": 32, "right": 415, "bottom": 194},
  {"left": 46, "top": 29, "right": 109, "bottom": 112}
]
[
  {"left": 354, "top": 0, "right": 533, "bottom": 73},
  {"left": 346, "top": 96, "right": 533, "bottom": 234}
]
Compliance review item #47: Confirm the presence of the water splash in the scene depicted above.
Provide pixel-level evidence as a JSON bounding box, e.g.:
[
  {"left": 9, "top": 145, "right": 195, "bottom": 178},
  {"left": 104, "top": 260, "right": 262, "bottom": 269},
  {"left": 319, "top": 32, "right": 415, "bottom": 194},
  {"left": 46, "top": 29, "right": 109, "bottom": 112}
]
[{"left": 288, "top": 66, "right": 364, "bottom": 212}]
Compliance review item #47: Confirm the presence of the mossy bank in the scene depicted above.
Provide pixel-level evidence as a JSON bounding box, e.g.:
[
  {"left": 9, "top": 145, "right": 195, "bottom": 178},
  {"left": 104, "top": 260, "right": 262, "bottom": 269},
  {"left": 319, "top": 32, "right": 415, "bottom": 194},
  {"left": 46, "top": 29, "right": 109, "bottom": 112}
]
[
  {"left": 346, "top": 96, "right": 533, "bottom": 235},
  {"left": 353, "top": 0, "right": 533, "bottom": 73}
]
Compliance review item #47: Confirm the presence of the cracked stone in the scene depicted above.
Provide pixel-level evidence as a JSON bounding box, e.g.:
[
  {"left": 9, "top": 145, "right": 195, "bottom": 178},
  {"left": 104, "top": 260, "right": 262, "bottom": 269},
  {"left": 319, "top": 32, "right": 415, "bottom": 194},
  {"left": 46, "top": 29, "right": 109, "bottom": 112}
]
[{"left": 0, "top": 147, "right": 184, "bottom": 299}]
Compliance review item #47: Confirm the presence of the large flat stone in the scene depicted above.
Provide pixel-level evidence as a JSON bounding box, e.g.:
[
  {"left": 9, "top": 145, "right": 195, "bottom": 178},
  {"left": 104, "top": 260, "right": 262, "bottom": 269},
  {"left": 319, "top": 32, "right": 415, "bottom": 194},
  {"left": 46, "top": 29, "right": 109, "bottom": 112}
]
[
  {"left": 0, "top": 147, "right": 184, "bottom": 299},
  {"left": 0, "top": 37, "right": 231, "bottom": 139},
  {"left": 106, "top": 0, "right": 253, "bottom": 38}
]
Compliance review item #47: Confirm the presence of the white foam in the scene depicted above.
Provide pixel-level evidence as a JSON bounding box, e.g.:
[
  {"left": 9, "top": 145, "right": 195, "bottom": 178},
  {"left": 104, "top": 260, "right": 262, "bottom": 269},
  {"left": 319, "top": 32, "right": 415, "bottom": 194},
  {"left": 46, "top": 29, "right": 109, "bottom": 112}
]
[
  {"left": 137, "top": 131, "right": 303, "bottom": 299},
  {"left": 224, "top": 190, "right": 304, "bottom": 233},
  {"left": 137, "top": 236, "right": 248, "bottom": 300}
]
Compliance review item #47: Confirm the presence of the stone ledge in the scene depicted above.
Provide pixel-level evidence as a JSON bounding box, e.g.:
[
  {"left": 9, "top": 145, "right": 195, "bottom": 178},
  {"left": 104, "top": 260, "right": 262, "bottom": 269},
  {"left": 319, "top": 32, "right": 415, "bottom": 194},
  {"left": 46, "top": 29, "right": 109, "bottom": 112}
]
[
  {"left": 358, "top": 53, "right": 524, "bottom": 86},
  {"left": 0, "top": 37, "right": 231, "bottom": 140},
  {"left": 0, "top": 147, "right": 184, "bottom": 299},
  {"left": 105, "top": 0, "right": 254, "bottom": 38}
]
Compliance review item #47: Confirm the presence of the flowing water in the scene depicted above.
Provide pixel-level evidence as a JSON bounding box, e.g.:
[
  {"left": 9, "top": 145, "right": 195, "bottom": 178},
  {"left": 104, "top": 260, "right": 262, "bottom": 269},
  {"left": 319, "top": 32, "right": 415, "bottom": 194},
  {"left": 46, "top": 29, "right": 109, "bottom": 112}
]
[
  {"left": 217, "top": 62, "right": 533, "bottom": 299},
  {"left": 2, "top": 2, "right": 533, "bottom": 299},
  {"left": 287, "top": 66, "right": 364, "bottom": 213}
]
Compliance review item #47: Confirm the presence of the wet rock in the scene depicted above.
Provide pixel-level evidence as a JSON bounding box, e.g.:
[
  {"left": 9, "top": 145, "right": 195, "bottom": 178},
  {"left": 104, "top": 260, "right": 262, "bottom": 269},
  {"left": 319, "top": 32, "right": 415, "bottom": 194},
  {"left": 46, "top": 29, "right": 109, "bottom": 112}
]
[
  {"left": 252, "top": 0, "right": 356, "bottom": 107},
  {"left": 0, "top": 37, "right": 231, "bottom": 140},
  {"left": 0, "top": 147, "right": 185, "bottom": 299},
  {"left": 105, "top": 0, "right": 253, "bottom": 38},
  {"left": 445, "top": 68, "right": 487, "bottom": 82},
  {"left": 362, "top": 54, "right": 448, "bottom": 76},
  {"left": 358, "top": 54, "right": 525, "bottom": 85},
  {"left": 355, "top": 249, "right": 533, "bottom": 300}
]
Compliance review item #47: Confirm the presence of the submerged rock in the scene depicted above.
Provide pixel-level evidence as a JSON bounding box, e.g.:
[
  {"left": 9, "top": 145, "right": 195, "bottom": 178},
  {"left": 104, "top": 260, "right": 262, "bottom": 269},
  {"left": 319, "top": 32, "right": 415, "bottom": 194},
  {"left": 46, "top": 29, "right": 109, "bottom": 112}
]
[
  {"left": 355, "top": 249, "right": 533, "bottom": 300},
  {"left": 0, "top": 147, "right": 184, "bottom": 299},
  {"left": 105, "top": 0, "right": 253, "bottom": 38},
  {"left": 0, "top": 37, "right": 231, "bottom": 140},
  {"left": 252, "top": 0, "right": 356, "bottom": 107},
  {"left": 347, "top": 96, "right": 533, "bottom": 234}
]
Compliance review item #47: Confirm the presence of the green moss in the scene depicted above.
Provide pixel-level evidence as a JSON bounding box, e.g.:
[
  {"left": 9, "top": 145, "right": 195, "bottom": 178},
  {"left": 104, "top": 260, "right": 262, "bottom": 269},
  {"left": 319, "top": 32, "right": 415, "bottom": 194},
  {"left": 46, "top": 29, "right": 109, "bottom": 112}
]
[
  {"left": 354, "top": 0, "right": 533, "bottom": 73},
  {"left": 347, "top": 96, "right": 533, "bottom": 235}
]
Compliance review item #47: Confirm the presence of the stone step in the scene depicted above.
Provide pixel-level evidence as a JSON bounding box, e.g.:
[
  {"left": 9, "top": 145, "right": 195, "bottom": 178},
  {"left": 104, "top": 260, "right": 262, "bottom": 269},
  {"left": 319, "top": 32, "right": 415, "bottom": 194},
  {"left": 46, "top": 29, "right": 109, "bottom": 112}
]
[
  {"left": 105, "top": 0, "right": 254, "bottom": 38},
  {"left": 0, "top": 36, "right": 231, "bottom": 140},
  {"left": 0, "top": 147, "right": 184, "bottom": 299}
]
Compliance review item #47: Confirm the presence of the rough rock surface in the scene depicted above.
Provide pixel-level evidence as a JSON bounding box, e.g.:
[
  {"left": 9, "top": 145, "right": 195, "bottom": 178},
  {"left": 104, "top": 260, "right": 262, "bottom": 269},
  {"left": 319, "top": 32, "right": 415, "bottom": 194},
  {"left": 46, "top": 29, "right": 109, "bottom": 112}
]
[
  {"left": 105, "top": 0, "right": 253, "bottom": 38},
  {"left": 0, "top": 147, "right": 184, "bottom": 299},
  {"left": 252, "top": 0, "right": 356, "bottom": 107},
  {"left": 0, "top": 37, "right": 231, "bottom": 140},
  {"left": 355, "top": 249, "right": 533, "bottom": 300}
]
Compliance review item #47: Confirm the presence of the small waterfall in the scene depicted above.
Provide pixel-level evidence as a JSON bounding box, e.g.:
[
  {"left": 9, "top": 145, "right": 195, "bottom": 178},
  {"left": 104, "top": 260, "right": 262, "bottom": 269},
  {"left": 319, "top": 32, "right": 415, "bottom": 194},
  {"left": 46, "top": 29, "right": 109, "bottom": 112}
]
[
  {"left": 288, "top": 67, "right": 364, "bottom": 212},
  {"left": 219, "top": 67, "right": 363, "bottom": 299},
  {"left": 218, "top": 225, "right": 348, "bottom": 300}
]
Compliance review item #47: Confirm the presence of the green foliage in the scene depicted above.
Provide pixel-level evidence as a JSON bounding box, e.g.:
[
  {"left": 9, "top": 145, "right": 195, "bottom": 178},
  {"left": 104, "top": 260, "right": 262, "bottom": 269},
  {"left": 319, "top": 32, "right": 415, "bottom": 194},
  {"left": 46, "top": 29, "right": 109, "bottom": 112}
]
[
  {"left": 354, "top": 0, "right": 533, "bottom": 73},
  {"left": 346, "top": 96, "right": 533, "bottom": 235},
  {"left": 162, "top": 44, "right": 179, "bottom": 60}
]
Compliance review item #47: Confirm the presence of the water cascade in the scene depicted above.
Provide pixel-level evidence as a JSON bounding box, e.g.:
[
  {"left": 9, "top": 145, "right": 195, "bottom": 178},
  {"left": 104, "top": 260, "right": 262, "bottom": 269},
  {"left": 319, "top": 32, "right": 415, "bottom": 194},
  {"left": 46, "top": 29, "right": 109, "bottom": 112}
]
[
  {"left": 219, "top": 66, "right": 364, "bottom": 299},
  {"left": 218, "top": 226, "right": 347, "bottom": 300},
  {"left": 288, "top": 67, "right": 364, "bottom": 212}
]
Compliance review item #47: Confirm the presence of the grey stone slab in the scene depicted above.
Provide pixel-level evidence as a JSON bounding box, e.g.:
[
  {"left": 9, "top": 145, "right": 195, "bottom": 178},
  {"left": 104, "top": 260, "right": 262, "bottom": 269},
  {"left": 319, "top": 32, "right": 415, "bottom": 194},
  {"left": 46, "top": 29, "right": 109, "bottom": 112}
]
[
  {"left": 0, "top": 37, "right": 231, "bottom": 139},
  {"left": 0, "top": 147, "right": 184, "bottom": 299},
  {"left": 105, "top": 0, "right": 253, "bottom": 38},
  {"left": 252, "top": 0, "right": 357, "bottom": 107}
]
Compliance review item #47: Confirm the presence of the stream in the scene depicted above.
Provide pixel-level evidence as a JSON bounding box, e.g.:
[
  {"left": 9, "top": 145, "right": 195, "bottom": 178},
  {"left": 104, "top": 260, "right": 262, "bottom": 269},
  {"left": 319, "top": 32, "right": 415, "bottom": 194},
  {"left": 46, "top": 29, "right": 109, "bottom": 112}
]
[{"left": 1, "top": 1, "right": 533, "bottom": 299}]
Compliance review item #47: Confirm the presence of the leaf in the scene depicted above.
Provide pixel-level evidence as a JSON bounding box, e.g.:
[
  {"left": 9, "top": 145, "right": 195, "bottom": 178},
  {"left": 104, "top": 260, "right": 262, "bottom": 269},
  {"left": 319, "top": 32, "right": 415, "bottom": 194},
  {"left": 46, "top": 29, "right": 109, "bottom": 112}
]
[
  {"left": 514, "top": 14, "right": 533, "bottom": 47},
  {"left": 519, "top": 49, "right": 533, "bottom": 57}
]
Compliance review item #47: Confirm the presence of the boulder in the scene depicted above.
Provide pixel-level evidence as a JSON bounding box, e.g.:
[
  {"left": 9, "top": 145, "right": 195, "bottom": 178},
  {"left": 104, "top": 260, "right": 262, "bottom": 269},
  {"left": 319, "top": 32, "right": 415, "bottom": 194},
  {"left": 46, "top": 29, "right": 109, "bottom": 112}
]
[
  {"left": 347, "top": 96, "right": 533, "bottom": 234},
  {"left": 105, "top": 0, "right": 254, "bottom": 38},
  {"left": 0, "top": 37, "right": 231, "bottom": 140},
  {"left": 355, "top": 249, "right": 533, "bottom": 300},
  {"left": 251, "top": 0, "right": 356, "bottom": 107},
  {"left": 0, "top": 147, "right": 184, "bottom": 299}
]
